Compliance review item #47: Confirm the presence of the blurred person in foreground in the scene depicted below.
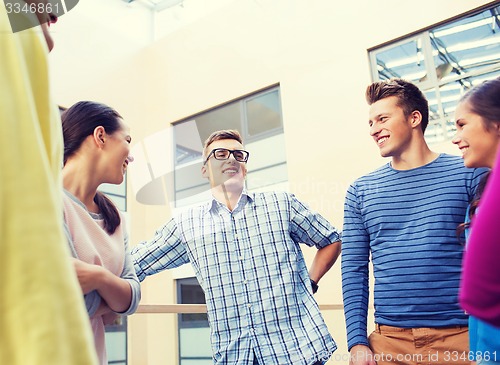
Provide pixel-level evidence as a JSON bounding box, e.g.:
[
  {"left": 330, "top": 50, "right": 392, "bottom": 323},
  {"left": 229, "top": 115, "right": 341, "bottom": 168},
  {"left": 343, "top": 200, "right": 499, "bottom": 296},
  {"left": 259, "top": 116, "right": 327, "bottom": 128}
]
[{"left": 0, "top": 1, "right": 98, "bottom": 364}]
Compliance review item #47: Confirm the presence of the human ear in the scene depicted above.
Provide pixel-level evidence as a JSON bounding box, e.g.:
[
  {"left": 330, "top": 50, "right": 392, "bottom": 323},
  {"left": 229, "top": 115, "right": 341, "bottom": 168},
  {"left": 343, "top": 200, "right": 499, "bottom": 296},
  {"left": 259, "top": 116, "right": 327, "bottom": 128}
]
[
  {"left": 495, "top": 122, "right": 500, "bottom": 137},
  {"left": 410, "top": 111, "right": 423, "bottom": 128},
  {"left": 93, "top": 126, "right": 106, "bottom": 147},
  {"left": 201, "top": 163, "right": 209, "bottom": 179}
]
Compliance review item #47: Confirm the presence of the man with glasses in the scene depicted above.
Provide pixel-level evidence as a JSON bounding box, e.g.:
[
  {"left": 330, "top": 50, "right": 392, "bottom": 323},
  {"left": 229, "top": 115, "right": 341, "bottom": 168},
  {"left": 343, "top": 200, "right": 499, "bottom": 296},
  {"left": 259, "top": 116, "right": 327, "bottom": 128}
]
[{"left": 132, "top": 129, "right": 341, "bottom": 365}]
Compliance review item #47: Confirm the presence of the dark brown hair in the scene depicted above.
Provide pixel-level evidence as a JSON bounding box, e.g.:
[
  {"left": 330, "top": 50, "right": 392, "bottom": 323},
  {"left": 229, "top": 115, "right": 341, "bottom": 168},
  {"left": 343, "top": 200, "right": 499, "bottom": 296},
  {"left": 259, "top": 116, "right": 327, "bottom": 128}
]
[
  {"left": 62, "top": 101, "right": 123, "bottom": 234},
  {"left": 366, "top": 78, "right": 430, "bottom": 132},
  {"left": 457, "top": 172, "right": 491, "bottom": 242},
  {"left": 459, "top": 76, "right": 500, "bottom": 130},
  {"left": 456, "top": 77, "right": 500, "bottom": 241}
]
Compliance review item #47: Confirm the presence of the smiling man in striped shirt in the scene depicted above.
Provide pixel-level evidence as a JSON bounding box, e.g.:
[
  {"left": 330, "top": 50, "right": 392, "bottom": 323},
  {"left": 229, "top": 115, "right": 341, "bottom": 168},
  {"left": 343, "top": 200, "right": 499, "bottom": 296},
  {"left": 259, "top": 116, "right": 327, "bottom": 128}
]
[
  {"left": 342, "top": 79, "right": 487, "bottom": 365},
  {"left": 132, "top": 129, "right": 341, "bottom": 365}
]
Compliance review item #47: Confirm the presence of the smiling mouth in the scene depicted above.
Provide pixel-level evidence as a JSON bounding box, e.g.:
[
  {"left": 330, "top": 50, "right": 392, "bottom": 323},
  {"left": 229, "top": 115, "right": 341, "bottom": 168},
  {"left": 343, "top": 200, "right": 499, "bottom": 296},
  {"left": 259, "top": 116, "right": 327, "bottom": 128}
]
[{"left": 377, "top": 136, "right": 389, "bottom": 146}]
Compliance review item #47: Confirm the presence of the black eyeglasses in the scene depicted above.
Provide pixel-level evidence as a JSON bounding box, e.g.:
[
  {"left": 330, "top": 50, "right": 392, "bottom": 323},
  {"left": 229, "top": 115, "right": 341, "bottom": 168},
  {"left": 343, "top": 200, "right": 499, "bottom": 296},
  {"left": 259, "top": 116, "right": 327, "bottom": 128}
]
[{"left": 203, "top": 148, "right": 250, "bottom": 165}]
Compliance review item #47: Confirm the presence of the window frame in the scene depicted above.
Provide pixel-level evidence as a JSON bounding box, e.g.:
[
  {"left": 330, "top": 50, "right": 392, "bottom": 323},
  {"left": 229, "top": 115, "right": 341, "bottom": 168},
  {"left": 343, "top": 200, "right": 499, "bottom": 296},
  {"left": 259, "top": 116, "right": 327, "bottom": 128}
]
[
  {"left": 368, "top": 2, "right": 500, "bottom": 143},
  {"left": 171, "top": 85, "right": 287, "bottom": 207}
]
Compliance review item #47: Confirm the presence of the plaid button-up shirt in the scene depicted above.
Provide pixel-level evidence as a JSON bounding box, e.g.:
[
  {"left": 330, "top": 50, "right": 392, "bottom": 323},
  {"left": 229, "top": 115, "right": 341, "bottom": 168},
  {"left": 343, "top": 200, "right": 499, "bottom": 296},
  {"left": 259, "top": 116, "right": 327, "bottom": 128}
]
[{"left": 132, "top": 191, "right": 340, "bottom": 365}]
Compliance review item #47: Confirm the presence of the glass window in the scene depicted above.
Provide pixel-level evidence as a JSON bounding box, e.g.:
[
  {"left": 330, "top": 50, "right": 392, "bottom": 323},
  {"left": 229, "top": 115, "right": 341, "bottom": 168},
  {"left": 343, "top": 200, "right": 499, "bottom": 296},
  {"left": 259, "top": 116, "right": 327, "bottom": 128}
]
[
  {"left": 369, "top": 3, "right": 500, "bottom": 143},
  {"left": 179, "top": 281, "right": 208, "bottom": 324},
  {"left": 99, "top": 178, "right": 129, "bottom": 364},
  {"left": 195, "top": 103, "right": 242, "bottom": 145},
  {"left": 374, "top": 36, "right": 430, "bottom": 84},
  {"left": 173, "top": 86, "right": 287, "bottom": 207},
  {"left": 105, "top": 329, "right": 127, "bottom": 363},
  {"left": 99, "top": 180, "right": 127, "bottom": 211},
  {"left": 177, "top": 278, "right": 212, "bottom": 365},
  {"left": 246, "top": 90, "right": 282, "bottom": 137}
]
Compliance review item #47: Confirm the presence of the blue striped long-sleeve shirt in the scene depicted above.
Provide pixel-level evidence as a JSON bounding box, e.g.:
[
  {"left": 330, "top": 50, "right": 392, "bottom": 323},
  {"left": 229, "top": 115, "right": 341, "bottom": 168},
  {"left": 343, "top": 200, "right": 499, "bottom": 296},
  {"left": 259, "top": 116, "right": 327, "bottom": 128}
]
[
  {"left": 341, "top": 154, "right": 487, "bottom": 350},
  {"left": 132, "top": 191, "right": 341, "bottom": 365}
]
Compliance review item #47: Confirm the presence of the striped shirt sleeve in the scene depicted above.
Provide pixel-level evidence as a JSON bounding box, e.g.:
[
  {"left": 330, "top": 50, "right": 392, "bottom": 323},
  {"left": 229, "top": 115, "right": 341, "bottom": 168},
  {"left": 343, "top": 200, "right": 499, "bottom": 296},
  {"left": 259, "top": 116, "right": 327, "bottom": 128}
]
[{"left": 341, "top": 183, "right": 371, "bottom": 350}]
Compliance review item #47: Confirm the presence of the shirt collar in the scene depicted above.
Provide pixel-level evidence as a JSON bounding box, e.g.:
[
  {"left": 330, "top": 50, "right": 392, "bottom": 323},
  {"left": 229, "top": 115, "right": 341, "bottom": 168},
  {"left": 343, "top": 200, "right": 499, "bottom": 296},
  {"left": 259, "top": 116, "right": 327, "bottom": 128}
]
[{"left": 201, "top": 189, "right": 254, "bottom": 215}]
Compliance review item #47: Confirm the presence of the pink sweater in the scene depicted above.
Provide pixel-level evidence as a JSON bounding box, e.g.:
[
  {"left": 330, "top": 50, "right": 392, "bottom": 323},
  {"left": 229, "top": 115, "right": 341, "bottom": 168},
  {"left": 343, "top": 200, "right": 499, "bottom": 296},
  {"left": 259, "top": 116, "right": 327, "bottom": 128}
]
[
  {"left": 63, "top": 192, "right": 125, "bottom": 365},
  {"left": 460, "top": 150, "right": 500, "bottom": 328}
]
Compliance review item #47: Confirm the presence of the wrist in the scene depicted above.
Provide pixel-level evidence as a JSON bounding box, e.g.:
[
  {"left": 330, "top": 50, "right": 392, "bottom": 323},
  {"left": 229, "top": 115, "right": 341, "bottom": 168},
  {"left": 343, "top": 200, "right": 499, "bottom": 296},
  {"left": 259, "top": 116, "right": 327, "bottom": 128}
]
[{"left": 93, "top": 265, "right": 109, "bottom": 292}]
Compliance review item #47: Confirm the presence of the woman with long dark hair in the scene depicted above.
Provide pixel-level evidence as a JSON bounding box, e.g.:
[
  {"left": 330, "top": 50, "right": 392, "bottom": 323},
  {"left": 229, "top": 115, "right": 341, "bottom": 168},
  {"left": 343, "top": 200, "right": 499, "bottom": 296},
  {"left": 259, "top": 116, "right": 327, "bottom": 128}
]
[
  {"left": 452, "top": 77, "right": 500, "bottom": 365},
  {"left": 61, "top": 101, "right": 140, "bottom": 365}
]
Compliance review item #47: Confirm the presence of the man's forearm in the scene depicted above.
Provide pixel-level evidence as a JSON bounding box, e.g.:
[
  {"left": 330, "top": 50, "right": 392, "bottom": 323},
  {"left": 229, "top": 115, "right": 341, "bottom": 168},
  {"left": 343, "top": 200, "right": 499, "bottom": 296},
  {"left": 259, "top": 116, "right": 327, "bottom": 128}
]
[{"left": 309, "top": 241, "right": 341, "bottom": 283}]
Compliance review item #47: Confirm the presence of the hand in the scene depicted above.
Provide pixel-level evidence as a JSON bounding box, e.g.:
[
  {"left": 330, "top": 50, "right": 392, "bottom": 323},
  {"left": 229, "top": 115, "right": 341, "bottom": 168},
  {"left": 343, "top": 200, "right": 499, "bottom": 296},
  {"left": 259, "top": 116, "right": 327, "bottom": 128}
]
[
  {"left": 71, "top": 258, "right": 103, "bottom": 294},
  {"left": 72, "top": 258, "right": 133, "bottom": 313},
  {"left": 349, "top": 345, "right": 377, "bottom": 365},
  {"left": 92, "top": 300, "right": 112, "bottom": 319},
  {"left": 102, "top": 312, "right": 119, "bottom": 326}
]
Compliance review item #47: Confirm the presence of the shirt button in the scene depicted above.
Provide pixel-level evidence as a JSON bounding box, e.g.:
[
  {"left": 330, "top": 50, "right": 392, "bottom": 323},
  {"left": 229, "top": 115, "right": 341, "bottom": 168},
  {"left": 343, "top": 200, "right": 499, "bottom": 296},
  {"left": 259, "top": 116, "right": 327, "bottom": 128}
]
[
  {"left": 247, "top": 304, "right": 252, "bottom": 308},
  {"left": 243, "top": 280, "right": 248, "bottom": 284},
  {"left": 239, "top": 256, "right": 244, "bottom": 260}
]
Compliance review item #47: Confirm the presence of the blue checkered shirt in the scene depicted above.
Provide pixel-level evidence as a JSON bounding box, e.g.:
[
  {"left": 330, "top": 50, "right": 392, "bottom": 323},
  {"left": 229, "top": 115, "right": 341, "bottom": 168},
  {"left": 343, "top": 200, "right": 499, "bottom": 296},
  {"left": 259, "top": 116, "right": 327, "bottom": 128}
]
[{"left": 132, "top": 191, "right": 340, "bottom": 365}]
